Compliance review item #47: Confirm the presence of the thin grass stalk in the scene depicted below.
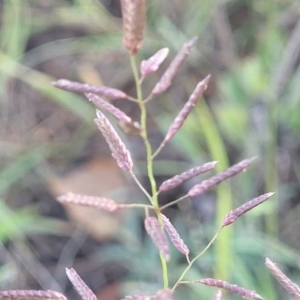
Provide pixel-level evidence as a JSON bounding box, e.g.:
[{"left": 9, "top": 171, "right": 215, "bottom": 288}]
[
  {"left": 264, "top": 105, "right": 278, "bottom": 237},
  {"left": 129, "top": 55, "right": 168, "bottom": 288},
  {"left": 172, "top": 228, "right": 222, "bottom": 291}
]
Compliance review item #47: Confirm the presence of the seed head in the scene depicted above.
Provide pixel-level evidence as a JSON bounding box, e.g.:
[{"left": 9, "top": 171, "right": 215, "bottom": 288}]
[
  {"left": 155, "top": 289, "right": 173, "bottom": 300},
  {"left": 66, "top": 268, "right": 97, "bottom": 300},
  {"left": 162, "top": 214, "right": 189, "bottom": 256},
  {"left": 212, "top": 290, "right": 222, "bottom": 300},
  {"left": 199, "top": 278, "right": 263, "bottom": 300},
  {"left": 51, "top": 79, "right": 127, "bottom": 99},
  {"left": 222, "top": 192, "right": 274, "bottom": 227},
  {"left": 144, "top": 216, "right": 170, "bottom": 261},
  {"left": 94, "top": 110, "right": 133, "bottom": 171},
  {"left": 140, "top": 48, "right": 169, "bottom": 77},
  {"left": 158, "top": 161, "right": 217, "bottom": 193},
  {"left": 265, "top": 257, "right": 300, "bottom": 299},
  {"left": 164, "top": 75, "right": 210, "bottom": 141},
  {"left": 57, "top": 192, "right": 118, "bottom": 212},
  {"left": 188, "top": 157, "right": 256, "bottom": 197},
  {"left": 121, "top": 0, "right": 146, "bottom": 55},
  {"left": 151, "top": 37, "right": 198, "bottom": 95}
]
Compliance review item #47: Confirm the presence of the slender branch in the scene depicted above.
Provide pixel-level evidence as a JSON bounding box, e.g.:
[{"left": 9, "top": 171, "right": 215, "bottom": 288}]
[
  {"left": 160, "top": 195, "right": 189, "bottom": 211},
  {"left": 118, "top": 203, "right": 154, "bottom": 209},
  {"left": 129, "top": 170, "right": 153, "bottom": 203},
  {"left": 172, "top": 228, "right": 222, "bottom": 291},
  {"left": 152, "top": 139, "right": 167, "bottom": 159}
]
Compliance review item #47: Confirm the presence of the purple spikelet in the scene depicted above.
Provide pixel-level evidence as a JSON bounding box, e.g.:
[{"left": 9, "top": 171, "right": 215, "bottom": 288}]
[
  {"left": 155, "top": 289, "right": 173, "bottom": 300},
  {"left": 212, "top": 290, "right": 222, "bottom": 300},
  {"left": 188, "top": 157, "right": 256, "bottom": 197},
  {"left": 57, "top": 192, "right": 118, "bottom": 212},
  {"left": 162, "top": 214, "right": 189, "bottom": 256},
  {"left": 158, "top": 161, "right": 217, "bottom": 193},
  {"left": 51, "top": 79, "right": 127, "bottom": 99},
  {"left": 140, "top": 48, "right": 169, "bottom": 77},
  {"left": 222, "top": 192, "right": 274, "bottom": 226},
  {"left": 144, "top": 216, "right": 170, "bottom": 261},
  {"left": 0, "top": 290, "right": 67, "bottom": 300},
  {"left": 265, "top": 258, "right": 300, "bottom": 299},
  {"left": 86, "top": 93, "right": 142, "bottom": 135},
  {"left": 94, "top": 110, "right": 133, "bottom": 171},
  {"left": 151, "top": 37, "right": 198, "bottom": 95},
  {"left": 199, "top": 278, "right": 263, "bottom": 300},
  {"left": 66, "top": 268, "right": 97, "bottom": 300},
  {"left": 164, "top": 75, "right": 210, "bottom": 141},
  {"left": 88, "top": 94, "right": 132, "bottom": 123}
]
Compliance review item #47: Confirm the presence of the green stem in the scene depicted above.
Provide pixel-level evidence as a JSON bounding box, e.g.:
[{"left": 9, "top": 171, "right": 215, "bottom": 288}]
[{"left": 130, "top": 55, "right": 168, "bottom": 288}]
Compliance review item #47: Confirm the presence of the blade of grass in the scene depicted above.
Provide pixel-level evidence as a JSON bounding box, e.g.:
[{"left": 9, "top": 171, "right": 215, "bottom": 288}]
[{"left": 193, "top": 98, "right": 231, "bottom": 280}]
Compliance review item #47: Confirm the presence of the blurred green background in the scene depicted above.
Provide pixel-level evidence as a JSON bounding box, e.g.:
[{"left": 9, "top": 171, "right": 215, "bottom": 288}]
[{"left": 1, "top": 0, "right": 300, "bottom": 299}]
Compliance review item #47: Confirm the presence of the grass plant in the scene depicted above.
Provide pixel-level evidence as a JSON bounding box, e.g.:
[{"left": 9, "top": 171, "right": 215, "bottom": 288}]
[{"left": 1, "top": 1, "right": 300, "bottom": 299}]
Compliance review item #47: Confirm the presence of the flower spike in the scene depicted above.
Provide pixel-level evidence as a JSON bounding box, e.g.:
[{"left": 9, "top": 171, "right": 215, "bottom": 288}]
[
  {"left": 144, "top": 216, "right": 170, "bottom": 261},
  {"left": 94, "top": 110, "right": 133, "bottom": 171},
  {"left": 222, "top": 192, "right": 274, "bottom": 227},
  {"left": 151, "top": 37, "right": 198, "bottom": 95}
]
